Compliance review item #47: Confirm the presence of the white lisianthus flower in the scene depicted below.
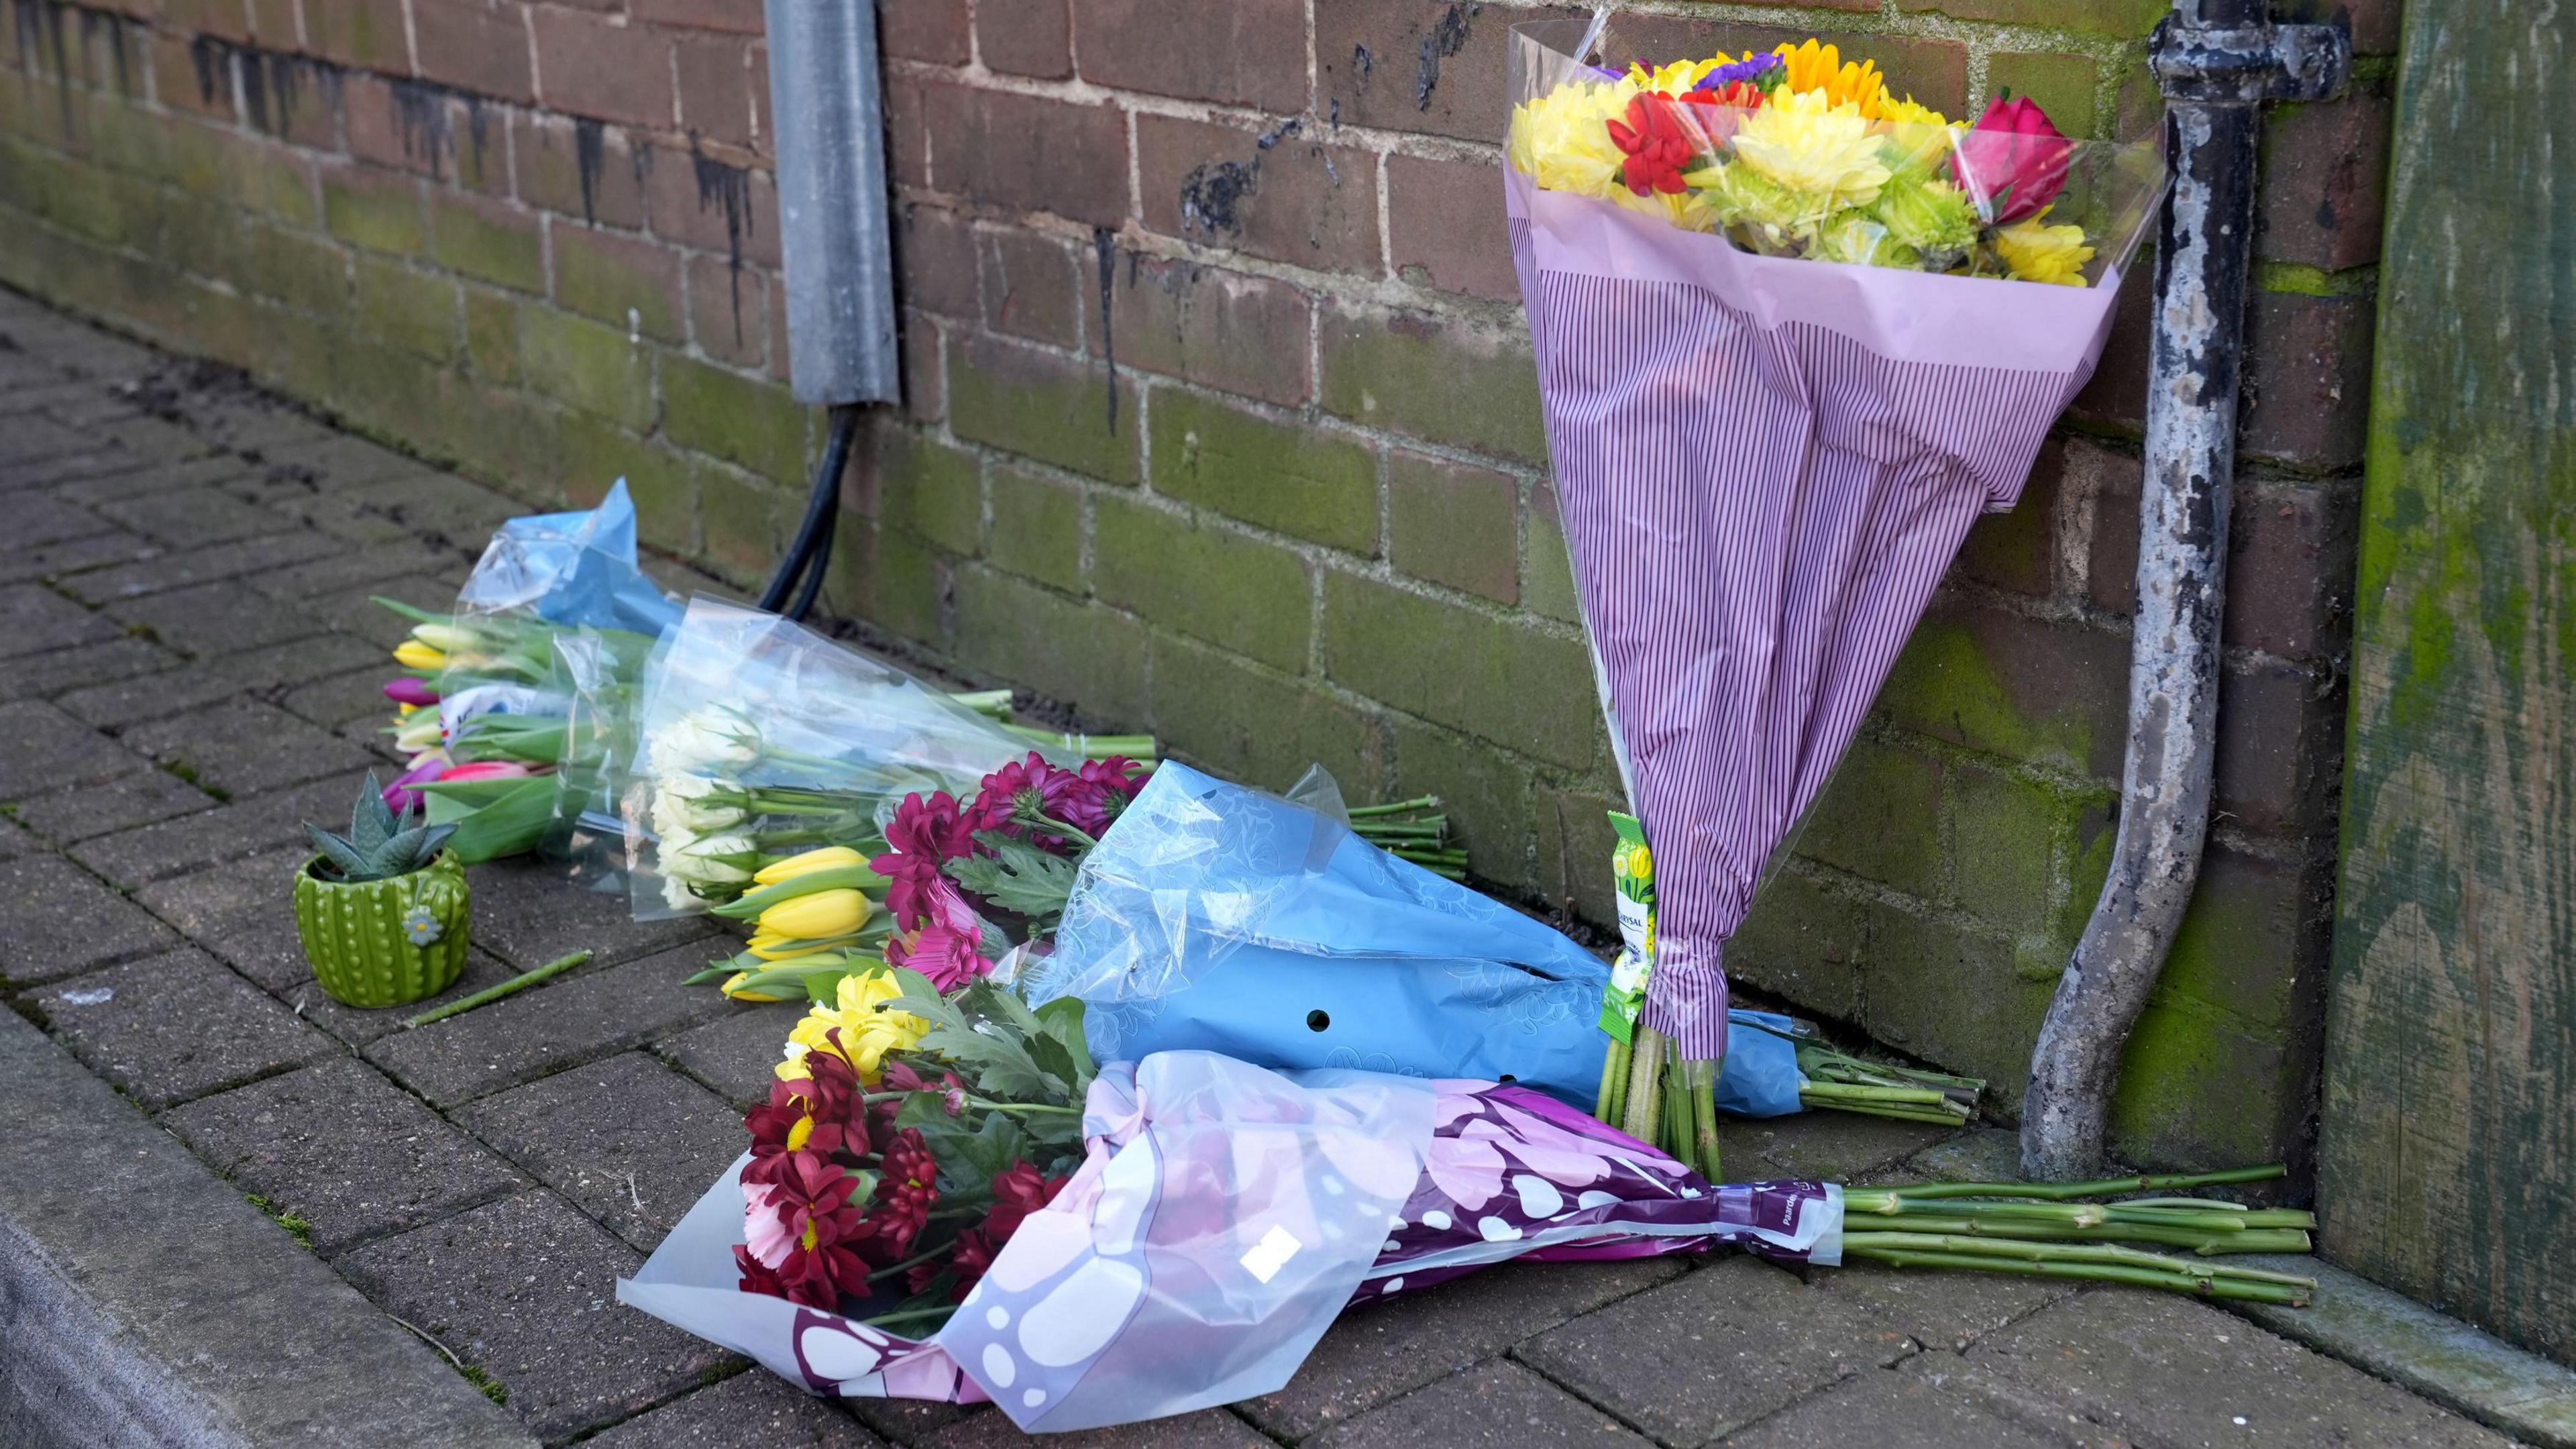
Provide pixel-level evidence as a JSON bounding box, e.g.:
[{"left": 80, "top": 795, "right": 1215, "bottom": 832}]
[
  {"left": 652, "top": 775, "right": 747, "bottom": 836},
  {"left": 649, "top": 706, "right": 761, "bottom": 776},
  {"left": 663, "top": 830, "right": 757, "bottom": 885},
  {"left": 661, "top": 873, "right": 708, "bottom": 912}
]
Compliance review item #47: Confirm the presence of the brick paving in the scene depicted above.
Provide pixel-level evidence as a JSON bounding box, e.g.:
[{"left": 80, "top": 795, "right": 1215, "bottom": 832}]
[{"left": 0, "top": 290, "right": 2526, "bottom": 1447}]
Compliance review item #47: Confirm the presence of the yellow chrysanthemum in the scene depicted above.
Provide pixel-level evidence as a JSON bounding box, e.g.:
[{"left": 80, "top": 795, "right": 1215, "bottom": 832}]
[
  {"left": 1510, "top": 75, "right": 1715, "bottom": 231},
  {"left": 1994, "top": 205, "right": 2095, "bottom": 286},
  {"left": 1508, "top": 75, "right": 1638, "bottom": 200},
  {"left": 1772, "top": 39, "right": 1888, "bottom": 117},
  {"left": 1874, "top": 95, "right": 1957, "bottom": 168},
  {"left": 775, "top": 968, "right": 926, "bottom": 1085},
  {"left": 1626, "top": 56, "right": 1723, "bottom": 94},
  {"left": 1729, "top": 88, "right": 1891, "bottom": 213}
]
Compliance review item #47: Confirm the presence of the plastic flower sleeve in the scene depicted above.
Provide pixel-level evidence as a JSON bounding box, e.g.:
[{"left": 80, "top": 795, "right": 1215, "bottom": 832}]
[
  {"left": 622, "top": 1053, "right": 1841, "bottom": 1432},
  {"left": 1022, "top": 763, "right": 1615, "bottom": 1104},
  {"left": 1505, "top": 17, "right": 2161, "bottom": 1063},
  {"left": 625, "top": 597, "right": 1075, "bottom": 918}
]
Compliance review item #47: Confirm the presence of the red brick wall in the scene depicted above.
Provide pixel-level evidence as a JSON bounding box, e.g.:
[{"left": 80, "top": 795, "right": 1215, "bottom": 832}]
[{"left": 0, "top": 0, "right": 2395, "bottom": 1167}]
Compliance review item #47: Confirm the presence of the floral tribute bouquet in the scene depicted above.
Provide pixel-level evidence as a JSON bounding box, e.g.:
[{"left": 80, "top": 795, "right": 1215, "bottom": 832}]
[
  {"left": 371, "top": 482, "right": 684, "bottom": 863},
  {"left": 1503, "top": 16, "right": 2163, "bottom": 1175},
  {"left": 626, "top": 989, "right": 2314, "bottom": 1433}
]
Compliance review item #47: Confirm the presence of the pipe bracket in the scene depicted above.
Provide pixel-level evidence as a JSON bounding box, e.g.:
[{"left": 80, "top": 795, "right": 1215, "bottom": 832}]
[{"left": 2149, "top": 15, "right": 2351, "bottom": 104}]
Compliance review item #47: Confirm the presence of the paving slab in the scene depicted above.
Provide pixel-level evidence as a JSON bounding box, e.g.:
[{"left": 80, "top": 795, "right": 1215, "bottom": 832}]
[
  {"left": 28, "top": 945, "right": 339, "bottom": 1110},
  {"left": 657, "top": 1000, "right": 812, "bottom": 1108},
  {"left": 123, "top": 695, "right": 379, "bottom": 796},
  {"left": 133, "top": 845, "right": 325, "bottom": 989},
  {"left": 71, "top": 769, "right": 370, "bottom": 886},
  {"left": 106, "top": 577, "right": 331, "bottom": 658},
  {"left": 1880, "top": 1126, "right": 2025, "bottom": 1185},
  {"left": 348, "top": 473, "right": 524, "bottom": 551},
  {"left": 335, "top": 1189, "right": 739, "bottom": 1442},
  {"left": 468, "top": 856, "right": 720, "bottom": 972},
  {"left": 1313, "top": 1360, "right": 1652, "bottom": 1449},
  {"left": 56, "top": 528, "right": 341, "bottom": 605},
  {"left": 0, "top": 582, "right": 124, "bottom": 658},
  {"left": 0, "top": 813, "right": 36, "bottom": 861},
  {"left": 0, "top": 412, "right": 89, "bottom": 466},
  {"left": 0, "top": 527, "right": 162, "bottom": 586},
  {"left": 1238, "top": 1257, "right": 1690, "bottom": 1442},
  {"left": 366, "top": 943, "right": 743, "bottom": 1108},
  {"left": 584, "top": 1369, "right": 883, "bottom": 1446},
  {"left": 1517, "top": 1256, "right": 1915, "bottom": 1446},
  {"left": 1728, "top": 1113, "right": 1960, "bottom": 1184},
  {"left": 0, "top": 632, "right": 176, "bottom": 700},
  {"left": 163, "top": 1056, "right": 527, "bottom": 1257},
  {"left": 1955, "top": 1287, "right": 2517, "bottom": 1448},
  {"left": 92, "top": 484, "right": 302, "bottom": 547},
  {"left": 286, "top": 946, "right": 526, "bottom": 1046},
  {"left": 13, "top": 491, "right": 111, "bottom": 547},
  {"left": 0, "top": 1006, "right": 534, "bottom": 1448},
  {"left": 326, "top": 571, "right": 476, "bottom": 647},
  {"left": 459, "top": 1051, "right": 747, "bottom": 1252},
  {"left": 48, "top": 453, "right": 248, "bottom": 506},
  {"left": 249, "top": 537, "right": 473, "bottom": 600},
  {"left": 11, "top": 765, "right": 219, "bottom": 843},
  {"left": 1809, "top": 1256, "right": 2078, "bottom": 1354},
  {"left": 55, "top": 626, "right": 381, "bottom": 727},
  {"left": 264, "top": 433, "right": 441, "bottom": 488},
  {"left": 1717, "top": 1364, "right": 2069, "bottom": 1448},
  {"left": 280, "top": 664, "right": 408, "bottom": 731},
  {"left": 847, "top": 1395, "right": 986, "bottom": 1445},
  {"left": 2230, "top": 1254, "right": 2576, "bottom": 1448},
  {"left": 0, "top": 698, "right": 152, "bottom": 800},
  {"left": 0, "top": 852, "right": 182, "bottom": 986}
]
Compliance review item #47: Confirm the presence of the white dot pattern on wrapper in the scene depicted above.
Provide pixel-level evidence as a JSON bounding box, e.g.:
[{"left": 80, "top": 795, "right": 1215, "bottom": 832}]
[
  {"left": 1383, "top": 1277, "right": 1405, "bottom": 1292},
  {"left": 1513, "top": 1173, "right": 1564, "bottom": 1218},
  {"left": 1420, "top": 1210, "right": 1453, "bottom": 1231},
  {"left": 1477, "top": 1216, "right": 1523, "bottom": 1242},
  {"left": 982, "top": 1344, "right": 1018, "bottom": 1389},
  {"left": 986, "top": 1305, "right": 1010, "bottom": 1330}
]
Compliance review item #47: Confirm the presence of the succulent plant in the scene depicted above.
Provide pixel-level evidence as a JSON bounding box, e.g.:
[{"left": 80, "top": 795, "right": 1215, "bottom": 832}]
[{"left": 306, "top": 772, "right": 458, "bottom": 883}]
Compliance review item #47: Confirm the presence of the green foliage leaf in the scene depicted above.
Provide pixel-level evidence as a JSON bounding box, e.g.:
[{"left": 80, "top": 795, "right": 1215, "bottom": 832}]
[
  {"left": 1031, "top": 996, "right": 1097, "bottom": 1094},
  {"left": 351, "top": 772, "right": 396, "bottom": 857},
  {"left": 941, "top": 831, "right": 1079, "bottom": 923},
  {"left": 305, "top": 824, "right": 371, "bottom": 880}
]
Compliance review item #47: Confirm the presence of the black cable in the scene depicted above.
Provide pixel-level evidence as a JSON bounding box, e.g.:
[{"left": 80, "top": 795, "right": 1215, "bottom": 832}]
[{"left": 760, "top": 403, "right": 862, "bottom": 619}]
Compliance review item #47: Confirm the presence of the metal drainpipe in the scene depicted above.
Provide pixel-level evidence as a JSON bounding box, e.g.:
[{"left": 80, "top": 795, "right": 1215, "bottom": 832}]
[{"left": 2020, "top": 1, "right": 2347, "bottom": 1180}]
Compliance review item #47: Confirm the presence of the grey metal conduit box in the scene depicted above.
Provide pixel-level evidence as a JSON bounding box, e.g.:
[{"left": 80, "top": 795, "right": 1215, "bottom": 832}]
[{"left": 765, "top": 0, "right": 902, "bottom": 408}]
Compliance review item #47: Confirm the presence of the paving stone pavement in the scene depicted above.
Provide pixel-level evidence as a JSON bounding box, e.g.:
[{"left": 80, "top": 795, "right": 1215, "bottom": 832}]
[{"left": 0, "top": 290, "right": 2536, "bottom": 1447}]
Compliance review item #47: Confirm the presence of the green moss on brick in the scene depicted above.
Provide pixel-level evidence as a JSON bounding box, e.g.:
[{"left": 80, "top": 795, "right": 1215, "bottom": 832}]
[
  {"left": 1875, "top": 606, "right": 2121, "bottom": 778},
  {"left": 321, "top": 168, "right": 425, "bottom": 256},
  {"left": 949, "top": 337, "right": 1138, "bottom": 485},
  {"left": 1320, "top": 305, "right": 1549, "bottom": 465},
  {"left": 1093, "top": 497, "right": 1311, "bottom": 672},
  {"left": 1858, "top": 904, "right": 2052, "bottom": 1112},
  {"left": 1896, "top": 0, "right": 2167, "bottom": 39},
  {"left": 462, "top": 288, "right": 519, "bottom": 384},
  {"left": 698, "top": 467, "right": 783, "bottom": 582},
  {"left": 352, "top": 255, "right": 455, "bottom": 361},
  {"left": 875, "top": 428, "right": 983, "bottom": 557},
  {"left": 516, "top": 307, "right": 654, "bottom": 431},
  {"left": 2106, "top": 998, "right": 2294, "bottom": 1168},
  {"left": 1149, "top": 389, "right": 1378, "bottom": 553},
  {"left": 1731, "top": 866, "right": 1867, "bottom": 1023},
  {"left": 1385, "top": 717, "right": 1533, "bottom": 893},
  {"left": 662, "top": 353, "right": 808, "bottom": 483},
  {"left": 431, "top": 194, "right": 544, "bottom": 294},
  {"left": 1322, "top": 572, "right": 1599, "bottom": 770},
  {"left": 1984, "top": 52, "right": 2098, "bottom": 137},
  {"left": 988, "top": 464, "right": 1079, "bottom": 590},
  {"left": 1521, "top": 482, "right": 1582, "bottom": 624},
  {"left": 1149, "top": 632, "right": 1381, "bottom": 799},
  {"left": 552, "top": 229, "right": 682, "bottom": 342},
  {"left": 555, "top": 413, "right": 701, "bottom": 553},
  {"left": 1942, "top": 760, "right": 2079, "bottom": 934},
  {"left": 952, "top": 564, "right": 1149, "bottom": 724},
  {"left": 1797, "top": 738, "right": 1944, "bottom": 898},
  {"left": 1387, "top": 453, "right": 1519, "bottom": 602}
]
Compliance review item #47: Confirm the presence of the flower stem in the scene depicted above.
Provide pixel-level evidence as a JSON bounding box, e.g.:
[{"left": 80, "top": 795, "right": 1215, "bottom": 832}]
[
  {"left": 1868, "top": 1165, "right": 2286, "bottom": 1202},
  {"left": 865, "top": 1243, "right": 951, "bottom": 1283},
  {"left": 1344, "top": 796, "right": 1442, "bottom": 817},
  {"left": 403, "top": 951, "right": 590, "bottom": 1028},
  {"left": 1595, "top": 1037, "right": 1631, "bottom": 1126},
  {"left": 1840, "top": 1238, "right": 2312, "bottom": 1303},
  {"left": 857, "top": 1305, "right": 958, "bottom": 1330}
]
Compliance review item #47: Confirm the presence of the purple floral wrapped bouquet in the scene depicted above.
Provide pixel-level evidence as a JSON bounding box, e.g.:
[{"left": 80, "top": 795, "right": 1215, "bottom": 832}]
[{"left": 629, "top": 1017, "right": 2308, "bottom": 1434}]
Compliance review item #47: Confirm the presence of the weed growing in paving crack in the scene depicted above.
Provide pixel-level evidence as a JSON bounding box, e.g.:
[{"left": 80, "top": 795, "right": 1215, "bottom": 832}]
[
  {"left": 459, "top": 1366, "right": 508, "bottom": 1407},
  {"left": 244, "top": 1193, "right": 315, "bottom": 1250}
]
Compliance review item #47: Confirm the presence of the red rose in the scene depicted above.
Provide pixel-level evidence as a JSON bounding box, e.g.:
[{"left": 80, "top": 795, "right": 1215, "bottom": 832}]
[{"left": 1951, "top": 95, "right": 2073, "bottom": 224}]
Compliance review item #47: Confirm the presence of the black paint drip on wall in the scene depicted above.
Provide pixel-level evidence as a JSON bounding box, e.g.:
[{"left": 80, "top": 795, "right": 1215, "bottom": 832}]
[
  {"left": 690, "top": 138, "right": 754, "bottom": 343},
  {"left": 1095, "top": 227, "right": 1118, "bottom": 433},
  {"left": 1416, "top": 3, "right": 1477, "bottom": 111}
]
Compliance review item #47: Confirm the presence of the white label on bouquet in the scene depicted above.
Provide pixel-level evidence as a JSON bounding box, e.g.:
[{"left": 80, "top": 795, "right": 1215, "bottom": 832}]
[{"left": 1238, "top": 1224, "right": 1304, "bottom": 1284}]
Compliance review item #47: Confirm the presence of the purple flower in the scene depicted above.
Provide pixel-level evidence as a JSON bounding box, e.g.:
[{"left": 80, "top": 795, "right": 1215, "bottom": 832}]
[
  {"left": 382, "top": 676, "right": 441, "bottom": 707},
  {"left": 1698, "top": 52, "right": 1783, "bottom": 90}
]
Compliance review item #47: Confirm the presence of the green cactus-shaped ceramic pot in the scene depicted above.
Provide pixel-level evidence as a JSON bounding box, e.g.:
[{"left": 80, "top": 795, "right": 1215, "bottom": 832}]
[{"left": 292, "top": 851, "right": 472, "bottom": 1008}]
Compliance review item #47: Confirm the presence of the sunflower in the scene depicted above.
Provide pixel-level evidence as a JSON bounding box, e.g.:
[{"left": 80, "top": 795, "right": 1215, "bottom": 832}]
[{"left": 1772, "top": 38, "right": 1889, "bottom": 117}]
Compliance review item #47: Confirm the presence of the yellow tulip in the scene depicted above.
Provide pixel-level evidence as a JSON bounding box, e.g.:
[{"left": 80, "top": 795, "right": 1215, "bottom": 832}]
[
  {"left": 392, "top": 639, "right": 446, "bottom": 671},
  {"left": 720, "top": 971, "right": 794, "bottom": 1003},
  {"left": 747, "top": 929, "right": 859, "bottom": 961},
  {"left": 411, "top": 623, "right": 477, "bottom": 653},
  {"left": 753, "top": 845, "right": 870, "bottom": 885},
  {"left": 757, "top": 888, "right": 870, "bottom": 941}
]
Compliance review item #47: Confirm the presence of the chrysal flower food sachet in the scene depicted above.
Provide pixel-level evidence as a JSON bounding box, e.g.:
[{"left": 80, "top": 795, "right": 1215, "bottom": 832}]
[{"left": 1510, "top": 33, "right": 2162, "bottom": 284}]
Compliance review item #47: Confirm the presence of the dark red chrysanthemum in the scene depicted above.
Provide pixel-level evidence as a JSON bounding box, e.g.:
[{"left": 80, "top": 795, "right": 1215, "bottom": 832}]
[
  {"left": 969, "top": 752, "right": 1090, "bottom": 851},
  {"left": 855, "top": 1128, "right": 940, "bottom": 1265},
  {"left": 1062, "top": 757, "right": 1148, "bottom": 837},
  {"left": 872, "top": 790, "right": 981, "bottom": 929},
  {"left": 753, "top": 1150, "right": 875, "bottom": 1308}
]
